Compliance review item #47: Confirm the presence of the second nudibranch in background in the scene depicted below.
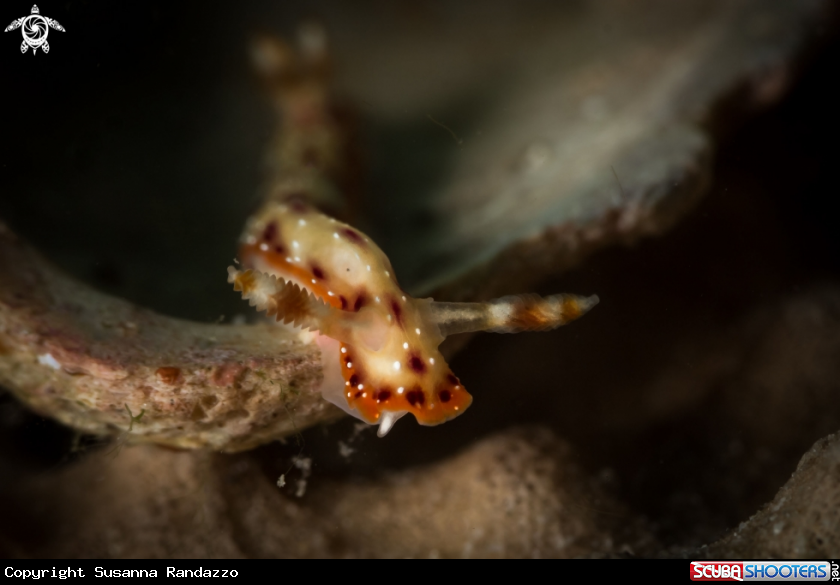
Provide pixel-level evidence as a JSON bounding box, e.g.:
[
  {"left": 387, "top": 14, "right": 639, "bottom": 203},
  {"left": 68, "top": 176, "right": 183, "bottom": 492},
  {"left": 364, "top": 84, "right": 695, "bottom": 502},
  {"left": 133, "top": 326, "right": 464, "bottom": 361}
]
[{"left": 229, "top": 28, "right": 598, "bottom": 436}]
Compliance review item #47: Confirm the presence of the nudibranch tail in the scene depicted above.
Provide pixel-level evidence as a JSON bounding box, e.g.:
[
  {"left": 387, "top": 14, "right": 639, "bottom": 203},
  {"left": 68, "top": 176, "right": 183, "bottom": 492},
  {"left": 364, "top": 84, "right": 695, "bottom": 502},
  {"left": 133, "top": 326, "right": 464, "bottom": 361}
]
[{"left": 426, "top": 293, "right": 600, "bottom": 337}]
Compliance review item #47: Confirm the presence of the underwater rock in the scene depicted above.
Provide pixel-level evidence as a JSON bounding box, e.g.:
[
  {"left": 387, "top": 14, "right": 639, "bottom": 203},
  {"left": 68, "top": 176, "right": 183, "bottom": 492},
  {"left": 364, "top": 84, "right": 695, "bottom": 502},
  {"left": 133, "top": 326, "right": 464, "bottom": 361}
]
[
  {"left": 702, "top": 431, "right": 840, "bottom": 559},
  {"left": 2, "top": 428, "right": 652, "bottom": 558}
]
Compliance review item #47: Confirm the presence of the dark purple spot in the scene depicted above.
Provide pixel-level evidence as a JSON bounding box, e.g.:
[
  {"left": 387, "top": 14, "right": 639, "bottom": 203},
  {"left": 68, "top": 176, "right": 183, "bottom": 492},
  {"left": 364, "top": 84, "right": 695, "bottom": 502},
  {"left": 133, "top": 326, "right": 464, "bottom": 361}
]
[
  {"left": 354, "top": 391, "right": 362, "bottom": 399},
  {"left": 354, "top": 294, "right": 367, "bottom": 312},
  {"left": 439, "top": 390, "right": 452, "bottom": 403},
  {"left": 341, "top": 228, "right": 365, "bottom": 245},
  {"left": 344, "top": 355, "right": 352, "bottom": 365},
  {"left": 447, "top": 373, "right": 459, "bottom": 385},
  {"left": 406, "top": 389, "right": 425, "bottom": 407},
  {"left": 274, "top": 245, "right": 286, "bottom": 254},
  {"left": 377, "top": 390, "right": 391, "bottom": 403},
  {"left": 349, "top": 374, "right": 359, "bottom": 387},
  {"left": 408, "top": 355, "right": 426, "bottom": 374},
  {"left": 390, "top": 300, "right": 403, "bottom": 326},
  {"left": 262, "top": 221, "right": 277, "bottom": 242},
  {"left": 339, "top": 295, "right": 348, "bottom": 310},
  {"left": 311, "top": 265, "right": 326, "bottom": 280}
]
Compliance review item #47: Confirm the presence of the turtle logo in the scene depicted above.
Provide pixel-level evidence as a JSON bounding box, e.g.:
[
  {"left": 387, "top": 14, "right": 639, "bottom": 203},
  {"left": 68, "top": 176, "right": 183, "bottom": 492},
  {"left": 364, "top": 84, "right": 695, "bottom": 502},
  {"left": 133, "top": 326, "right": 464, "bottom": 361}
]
[{"left": 5, "top": 5, "right": 65, "bottom": 54}]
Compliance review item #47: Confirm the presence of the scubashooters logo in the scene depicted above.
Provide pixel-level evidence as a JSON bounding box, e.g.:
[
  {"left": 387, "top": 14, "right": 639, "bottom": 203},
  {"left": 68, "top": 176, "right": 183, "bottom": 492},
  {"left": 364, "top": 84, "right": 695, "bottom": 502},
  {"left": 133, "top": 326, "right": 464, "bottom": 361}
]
[
  {"left": 691, "top": 561, "right": 834, "bottom": 582},
  {"left": 4, "top": 5, "right": 65, "bottom": 54}
]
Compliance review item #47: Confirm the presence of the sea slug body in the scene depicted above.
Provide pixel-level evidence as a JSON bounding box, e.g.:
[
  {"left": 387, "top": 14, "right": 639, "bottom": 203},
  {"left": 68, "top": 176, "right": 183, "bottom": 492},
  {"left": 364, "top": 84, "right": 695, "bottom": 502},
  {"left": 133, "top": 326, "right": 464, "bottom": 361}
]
[
  {"left": 233, "top": 200, "right": 471, "bottom": 435},
  {"left": 229, "top": 199, "right": 598, "bottom": 436}
]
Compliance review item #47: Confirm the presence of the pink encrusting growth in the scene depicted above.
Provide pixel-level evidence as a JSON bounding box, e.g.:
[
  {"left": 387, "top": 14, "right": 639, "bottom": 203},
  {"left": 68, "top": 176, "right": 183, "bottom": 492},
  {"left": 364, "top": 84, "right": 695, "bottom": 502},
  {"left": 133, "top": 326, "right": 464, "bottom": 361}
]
[{"left": 230, "top": 27, "right": 598, "bottom": 436}]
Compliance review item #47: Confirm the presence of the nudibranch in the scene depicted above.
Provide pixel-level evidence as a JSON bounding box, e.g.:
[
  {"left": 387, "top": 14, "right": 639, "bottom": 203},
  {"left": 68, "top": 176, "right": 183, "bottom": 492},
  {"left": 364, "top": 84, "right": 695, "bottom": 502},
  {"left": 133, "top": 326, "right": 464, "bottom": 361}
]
[
  {"left": 229, "top": 201, "right": 598, "bottom": 436},
  {"left": 228, "top": 28, "right": 599, "bottom": 436}
]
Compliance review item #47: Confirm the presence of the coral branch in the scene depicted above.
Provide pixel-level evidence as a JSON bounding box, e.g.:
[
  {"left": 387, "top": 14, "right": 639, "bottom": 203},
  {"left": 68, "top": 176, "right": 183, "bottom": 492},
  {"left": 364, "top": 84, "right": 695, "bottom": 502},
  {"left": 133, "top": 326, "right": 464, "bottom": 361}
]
[{"left": 0, "top": 221, "right": 341, "bottom": 452}]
